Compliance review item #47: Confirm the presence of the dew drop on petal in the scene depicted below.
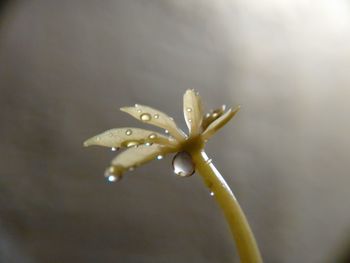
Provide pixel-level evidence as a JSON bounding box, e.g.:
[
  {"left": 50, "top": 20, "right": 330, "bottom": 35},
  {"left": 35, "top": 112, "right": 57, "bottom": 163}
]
[
  {"left": 137, "top": 109, "right": 142, "bottom": 113},
  {"left": 154, "top": 114, "right": 159, "bottom": 119},
  {"left": 172, "top": 151, "right": 195, "bottom": 177},
  {"left": 186, "top": 107, "right": 192, "bottom": 112},
  {"left": 140, "top": 113, "right": 151, "bottom": 121},
  {"left": 157, "top": 155, "right": 163, "bottom": 160},
  {"left": 111, "top": 147, "right": 117, "bottom": 151},
  {"left": 210, "top": 191, "right": 215, "bottom": 196},
  {"left": 188, "top": 119, "right": 192, "bottom": 123},
  {"left": 164, "top": 129, "right": 169, "bottom": 134},
  {"left": 145, "top": 142, "right": 152, "bottom": 146},
  {"left": 125, "top": 129, "right": 132, "bottom": 136},
  {"left": 148, "top": 133, "right": 157, "bottom": 139},
  {"left": 127, "top": 141, "right": 138, "bottom": 148}
]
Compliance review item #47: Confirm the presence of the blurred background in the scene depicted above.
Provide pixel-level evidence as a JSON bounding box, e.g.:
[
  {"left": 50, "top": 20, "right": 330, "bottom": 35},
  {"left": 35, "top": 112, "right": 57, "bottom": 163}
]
[{"left": 1, "top": 0, "right": 350, "bottom": 262}]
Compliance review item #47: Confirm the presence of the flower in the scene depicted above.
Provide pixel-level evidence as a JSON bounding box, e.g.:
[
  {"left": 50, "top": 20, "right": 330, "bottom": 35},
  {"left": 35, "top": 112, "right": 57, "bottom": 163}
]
[{"left": 83, "top": 89, "right": 240, "bottom": 181}]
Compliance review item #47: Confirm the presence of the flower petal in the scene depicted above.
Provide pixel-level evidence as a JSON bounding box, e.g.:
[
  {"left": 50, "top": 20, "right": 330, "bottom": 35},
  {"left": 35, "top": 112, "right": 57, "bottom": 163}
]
[
  {"left": 183, "top": 89, "right": 203, "bottom": 136},
  {"left": 201, "top": 106, "right": 240, "bottom": 141},
  {"left": 120, "top": 105, "right": 186, "bottom": 141},
  {"left": 83, "top": 127, "right": 172, "bottom": 148},
  {"left": 111, "top": 144, "right": 174, "bottom": 174},
  {"left": 201, "top": 104, "right": 226, "bottom": 130}
]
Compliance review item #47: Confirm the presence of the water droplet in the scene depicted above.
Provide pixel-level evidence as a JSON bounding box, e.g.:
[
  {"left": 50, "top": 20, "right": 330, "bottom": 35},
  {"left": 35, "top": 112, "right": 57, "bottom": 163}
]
[
  {"left": 96, "top": 136, "right": 100, "bottom": 141},
  {"left": 169, "top": 117, "right": 174, "bottom": 121},
  {"left": 127, "top": 141, "right": 138, "bottom": 147},
  {"left": 157, "top": 155, "right": 163, "bottom": 160},
  {"left": 135, "top": 104, "right": 139, "bottom": 107},
  {"left": 172, "top": 151, "right": 195, "bottom": 177},
  {"left": 145, "top": 142, "right": 152, "bottom": 146},
  {"left": 104, "top": 166, "right": 122, "bottom": 182},
  {"left": 137, "top": 109, "right": 142, "bottom": 113},
  {"left": 148, "top": 133, "right": 157, "bottom": 139},
  {"left": 125, "top": 129, "right": 132, "bottom": 136},
  {"left": 140, "top": 113, "right": 151, "bottom": 121},
  {"left": 164, "top": 129, "right": 169, "bottom": 134},
  {"left": 205, "top": 113, "right": 211, "bottom": 118},
  {"left": 210, "top": 191, "right": 215, "bottom": 196},
  {"left": 186, "top": 107, "right": 192, "bottom": 112},
  {"left": 111, "top": 147, "right": 117, "bottom": 151},
  {"left": 212, "top": 113, "right": 218, "bottom": 118},
  {"left": 154, "top": 114, "right": 159, "bottom": 119},
  {"left": 188, "top": 119, "right": 192, "bottom": 123}
]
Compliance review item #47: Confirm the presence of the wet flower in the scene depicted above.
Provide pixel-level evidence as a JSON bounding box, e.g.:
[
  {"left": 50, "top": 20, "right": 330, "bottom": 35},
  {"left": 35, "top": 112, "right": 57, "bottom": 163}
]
[{"left": 83, "top": 89, "right": 240, "bottom": 181}]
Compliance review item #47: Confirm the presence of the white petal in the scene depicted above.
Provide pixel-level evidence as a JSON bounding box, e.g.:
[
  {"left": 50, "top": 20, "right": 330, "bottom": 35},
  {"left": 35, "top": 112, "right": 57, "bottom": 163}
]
[
  {"left": 201, "top": 106, "right": 240, "bottom": 141},
  {"left": 83, "top": 128, "right": 171, "bottom": 148},
  {"left": 183, "top": 89, "right": 203, "bottom": 136},
  {"left": 111, "top": 144, "right": 173, "bottom": 173},
  {"left": 120, "top": 105, "right": 186, "bottom": 141},
  {"left": 202, "top": 104, "right": 226, "bottom": 130}
]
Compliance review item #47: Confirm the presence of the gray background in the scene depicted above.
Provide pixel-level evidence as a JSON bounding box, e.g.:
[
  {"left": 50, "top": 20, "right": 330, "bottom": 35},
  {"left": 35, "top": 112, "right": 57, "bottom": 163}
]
[{"left": 1, "top": 0, "right": 350, "bottom": 262}]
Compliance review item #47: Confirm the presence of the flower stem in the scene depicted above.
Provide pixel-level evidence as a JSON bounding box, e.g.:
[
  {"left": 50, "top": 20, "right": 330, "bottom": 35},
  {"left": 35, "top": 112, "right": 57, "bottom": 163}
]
[{"left": 192, "top": 150, "right": 263, "bottom": 263}]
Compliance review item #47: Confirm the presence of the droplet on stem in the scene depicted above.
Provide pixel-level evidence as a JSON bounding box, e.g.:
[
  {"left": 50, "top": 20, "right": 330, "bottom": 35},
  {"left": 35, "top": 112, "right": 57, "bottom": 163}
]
[
  {"left": 186, "top": 107, "right": 192, "bottom": 112},
  {"left": 157, "top": 155, "right": 163, "bottom": 160},
  {"left": 210, "top": 191, "right": 215, "bottom": 196},
  {"left": 172, "top": 151, "right": 195, "bottom": 177}
]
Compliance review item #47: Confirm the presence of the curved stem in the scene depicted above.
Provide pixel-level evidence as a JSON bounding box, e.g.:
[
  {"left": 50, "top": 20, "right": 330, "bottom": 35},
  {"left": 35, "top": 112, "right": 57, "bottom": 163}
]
[{"left": 192, "top": 150, "right": 262, "bottom": 263}]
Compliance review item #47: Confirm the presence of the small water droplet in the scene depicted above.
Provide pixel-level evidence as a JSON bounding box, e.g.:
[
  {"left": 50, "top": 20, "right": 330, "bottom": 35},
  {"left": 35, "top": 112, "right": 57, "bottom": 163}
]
[
  {"left": 210, "top": 191, "right": 215, "bottom": 196},
  {"left": 164, "top": 129, "right": 169, "bottom": 134},
  {"left": 157, "top": 155, "right": 163, "bottom": 160},
  {"left": 205, "top": 113, "right": 211, "bottom": 118},
  {"left": 104, "top": 166, "right": 122, "bottom": 182},
  {"left": 148, "top": 133, "right": 157, "bottom": 139},
  {"left": 188, "top": 119, "right": 192, "bottom": 123},
  {"left": 125, "top": 129, "right": 132, "bottom": 136},
  {"left": 135, "top": 104, "right": 139, "bottom": 107},
  {"left": 127, "top": 141, "right": 138, "bottom": 147},
  {"left": 140, "top": 113, "right": 151, "bottom": 121},
  {"left": 145, "top": 142, "right": 152, "bottom": 146},
  {"left": 172, "top": 151, "right": 195, "bottom": 177},
  {"left": 186, "top": 107, "right": 192, "bottom": 112},
  {"left": 154, "top": 114, "right": 159, "bottom": 119},
  {"left": 137, "top": 109, "right": 142, "bottom": 113},
  {"left": 111, "top": 147, "right": 117, "bottom": 151},
  {"left": 212, "top": 113, "right": 218, "bottom": 118}
]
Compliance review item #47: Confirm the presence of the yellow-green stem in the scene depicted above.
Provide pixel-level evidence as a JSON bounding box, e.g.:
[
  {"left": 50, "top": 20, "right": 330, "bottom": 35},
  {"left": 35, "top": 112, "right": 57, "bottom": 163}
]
[{"left": 192, "top": 151, "right": 263, "bottom": 263}]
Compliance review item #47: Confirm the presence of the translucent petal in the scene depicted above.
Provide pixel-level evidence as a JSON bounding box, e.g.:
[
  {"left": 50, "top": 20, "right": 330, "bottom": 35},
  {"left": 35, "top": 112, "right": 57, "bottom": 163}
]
[
  {"left": 201, "top": 106, "right": 240, "bottom": 141},
  {"left": 83, "top": 127, "right": 171, "bottom": 148},
  {"left": 120, "top": 105, "right": 186, "bottom": 141},
  {"left": 111, "top": 144, "right": 174, "bottom": 173},
  {"left": 183, "top": 89, "right": 203, "bottom": 136},
  {"left": 201, "top": 105, "right": 226, "bottom": 130}
]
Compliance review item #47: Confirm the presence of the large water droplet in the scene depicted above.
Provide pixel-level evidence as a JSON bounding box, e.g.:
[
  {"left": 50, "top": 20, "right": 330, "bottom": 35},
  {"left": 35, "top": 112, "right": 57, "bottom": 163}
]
[
  {"left": 172, "top": 151, "right": 195, "bottom": 177},
  {"left": 125, "top": 129, "right": 132, "bottom": 136},
  {"left": 140, "top": 113, "right": 151, "bottom": 121}
]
